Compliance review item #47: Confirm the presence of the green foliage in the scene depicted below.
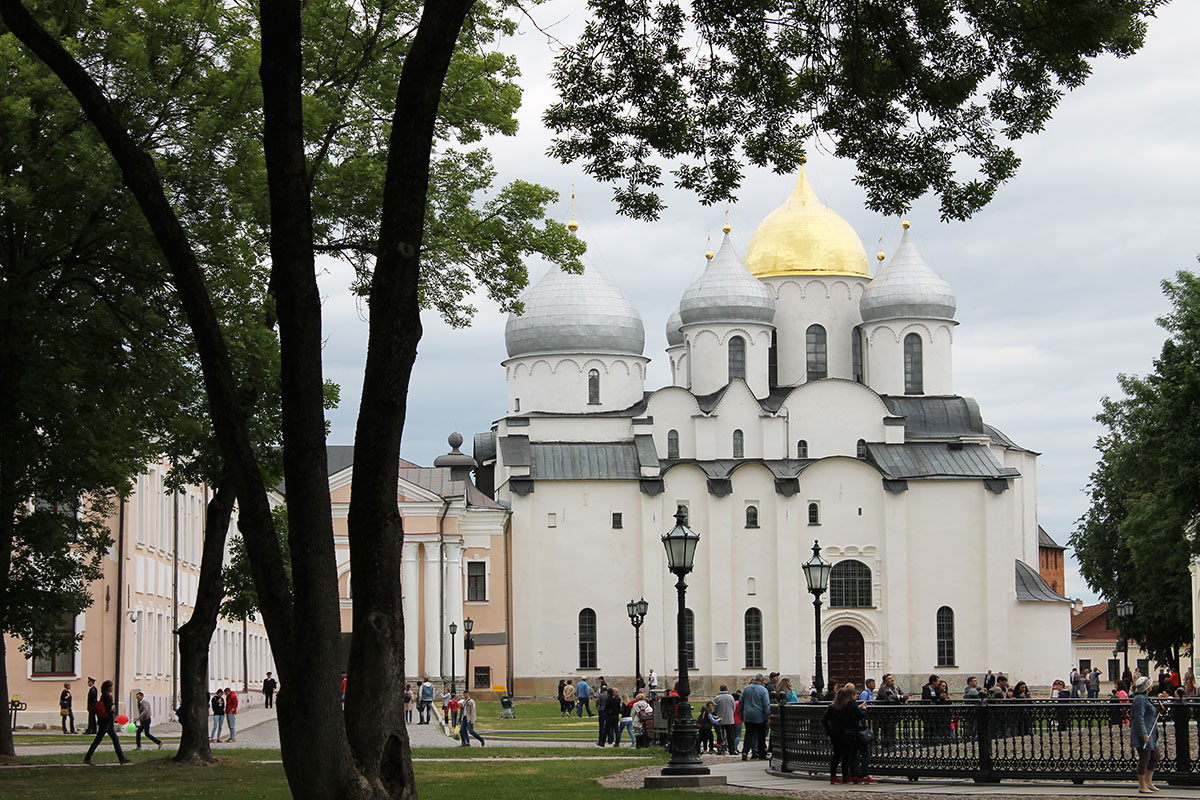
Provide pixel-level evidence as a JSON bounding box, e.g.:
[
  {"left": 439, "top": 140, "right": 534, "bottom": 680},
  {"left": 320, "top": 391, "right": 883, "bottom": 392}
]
[
  {"left": 545, "top": 0, "right": 1161, "bottom": 221},
  {"left": 221, "top": 506, "right": 291, "bottom": 622},
  {"left": 1072, "top": 266, "right": 1200, "bottom": 666}
]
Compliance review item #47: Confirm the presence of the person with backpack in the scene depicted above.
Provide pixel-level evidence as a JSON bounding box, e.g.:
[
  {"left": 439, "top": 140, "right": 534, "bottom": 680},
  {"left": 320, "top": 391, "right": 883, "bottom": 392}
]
[
  {"left": 83, "top": 679, "right": 130, "bottom": 765},
  {"left": 224, "top": 687, "right": 239, "bottom": 742},
  {"left": 134, "top": 691, "right": 163, "bottom": 750},
  {"left": 210, "top": 689, "right": 226, "bottom": 742},
  {"left": 418, "top": 677, "right": 435, "bottom": 724},
  {"left": 631, "top": 692, "right": 652, "bottom": 748}
]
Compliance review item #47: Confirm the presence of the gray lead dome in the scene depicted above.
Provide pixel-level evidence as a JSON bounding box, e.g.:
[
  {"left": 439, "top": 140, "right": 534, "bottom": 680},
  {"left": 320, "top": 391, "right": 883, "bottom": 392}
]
[
  {"left": 860, "top": 228, "right": 956, "bottom": 323},
  {"left": 505, "top": 254, "right": 645, "bottom": 358},
  {"left": 665, "top": 307, "right": 684, "bottom": 346},
  {"left": 678, "top": 234, "right": 775, "bottom": 326}
]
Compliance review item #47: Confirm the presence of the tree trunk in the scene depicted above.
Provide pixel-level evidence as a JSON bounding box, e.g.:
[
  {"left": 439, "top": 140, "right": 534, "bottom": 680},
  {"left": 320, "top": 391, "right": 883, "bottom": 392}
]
[
  {"left": 174, "top": 476, "right": 235, "bottom": 765},
  {"left": 344, "top": 1, "right": 476, "bottom": 795},
  {"left": 0, "top": 504, "right": 15, "bottom": 758}
]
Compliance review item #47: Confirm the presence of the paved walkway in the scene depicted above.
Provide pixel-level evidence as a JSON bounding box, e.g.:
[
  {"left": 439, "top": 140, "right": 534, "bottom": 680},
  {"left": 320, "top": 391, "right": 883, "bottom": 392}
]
[{"left": 709, "top": 761, "right": 1200, "bottom": 797}]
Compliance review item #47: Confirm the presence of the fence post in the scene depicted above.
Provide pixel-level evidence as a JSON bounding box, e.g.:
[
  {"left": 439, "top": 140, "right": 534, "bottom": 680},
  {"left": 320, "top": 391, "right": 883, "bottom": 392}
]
[
  {"left": 777, "top": 702, "right": 789, "bottom": 772},
  {"left": 974, "top": 699, "right": 996, "bottom": 784},
  {"left": 1173, "top": 700, "right": 1191, "bottom": 777}
]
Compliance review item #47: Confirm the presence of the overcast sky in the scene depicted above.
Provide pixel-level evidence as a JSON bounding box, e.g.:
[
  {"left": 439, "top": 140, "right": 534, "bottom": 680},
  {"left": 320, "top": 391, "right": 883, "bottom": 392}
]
[{"left": 317, "top": 2, "right": 1200, "bottom": 603}]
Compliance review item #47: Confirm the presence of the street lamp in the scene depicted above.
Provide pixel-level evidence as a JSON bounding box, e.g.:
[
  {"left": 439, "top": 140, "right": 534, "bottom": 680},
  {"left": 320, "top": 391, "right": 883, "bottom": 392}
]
[
  {"left": 1116, "top": 600, "right": 1135, "bottom": 678},
  {"left": 449, "top": 622, "right": 458, "bottom": 696},
  {"left": 801, "top": 540, "right": 832, "bottom": 695},
  {"left": 627, "top": 598, "right": 649, "bottom": 690},
  {"left": 463, "top": 617, "right": 475, "bottom": 694},
  {"left": 660, "top": 506, "right": 708, "bottom": 777}
]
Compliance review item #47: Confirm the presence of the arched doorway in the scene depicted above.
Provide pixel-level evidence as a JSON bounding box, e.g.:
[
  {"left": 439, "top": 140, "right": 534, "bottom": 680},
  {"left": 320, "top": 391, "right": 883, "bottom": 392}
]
[{"left": 827, "top": 625, "right": 865, "bottom": 688}]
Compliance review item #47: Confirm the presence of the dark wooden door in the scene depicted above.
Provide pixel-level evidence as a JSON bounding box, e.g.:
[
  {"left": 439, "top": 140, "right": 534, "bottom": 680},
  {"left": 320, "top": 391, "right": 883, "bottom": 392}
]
[{"left": 827, "top": 625, "right": 865, "bottom": 688}]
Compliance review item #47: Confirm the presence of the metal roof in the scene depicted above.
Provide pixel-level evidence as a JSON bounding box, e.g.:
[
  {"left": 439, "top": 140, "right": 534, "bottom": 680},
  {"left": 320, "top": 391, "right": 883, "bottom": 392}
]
[
  {"left": 860, "top": 228, "right": 956, "bottom": 323},
  {"left": 473, "top": 431, "right": 497, "bottom": 464},
  {"left": 529, "top": 442, "right": 642, "bottom": 480},
  {"left": 660, "top": 459, "right": 814, "bottom": 480},
  {"left": 498, "top": 435, "right": 531, "bottom": 467},
  {"left": 880, "top": 396, "right": 984, "bottom": 439},
  {"left": 1015, "top": 559, "right": 1070, "bottom": 603},
  {"left": 678, "top": 233, "right": 775, "bottom": 326},
  {"left": 1038, "top": 525, "right": 1066, "bottom": 550},
  {"left": 985, "top": 423, "right": 1036, "bottom": 453},
  {"left": 864, "top": 442, "right": 1019, "bottom": 480}
]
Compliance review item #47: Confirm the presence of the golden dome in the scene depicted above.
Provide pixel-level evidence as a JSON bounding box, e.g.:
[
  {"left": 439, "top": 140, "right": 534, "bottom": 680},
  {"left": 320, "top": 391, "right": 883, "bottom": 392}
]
[{"left": 742, "top": 167, "right": 871, "bottom": 279}]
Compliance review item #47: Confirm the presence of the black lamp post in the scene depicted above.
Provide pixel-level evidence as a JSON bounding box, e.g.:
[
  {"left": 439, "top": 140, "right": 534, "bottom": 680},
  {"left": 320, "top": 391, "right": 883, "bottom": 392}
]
[
  {"left": 1116, "top": 600, "right": 1135, "bottom": 677},
  {"left": 627, "top": 598, "right": 648, "bottom": 690},
  {"left": 660, "top": 506, "right": 708, "bottom": 777},
  {"left": 463, "top": 617, "right": 475, "bottom": 693},
  {"left": 801, "top": 541, "right": 832, "bottom": 695},
  {"left": 449, "top": 622, "right": 458, "bottom": 696}
]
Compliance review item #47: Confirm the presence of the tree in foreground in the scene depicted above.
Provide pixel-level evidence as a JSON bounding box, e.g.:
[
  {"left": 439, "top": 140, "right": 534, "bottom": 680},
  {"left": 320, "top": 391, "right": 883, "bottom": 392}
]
[
  {"left": 0, "top": 0, "right": 1160, "bottom": 795},
  {"left": 1073, "top": 266, "right": 1200, "bottom": 669}
]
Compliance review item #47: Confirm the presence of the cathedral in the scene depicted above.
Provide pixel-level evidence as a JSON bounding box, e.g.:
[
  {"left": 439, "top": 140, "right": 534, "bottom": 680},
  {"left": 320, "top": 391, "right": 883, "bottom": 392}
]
[{"left": 477, "top": 166, "right": 1072, "bottom": 696}]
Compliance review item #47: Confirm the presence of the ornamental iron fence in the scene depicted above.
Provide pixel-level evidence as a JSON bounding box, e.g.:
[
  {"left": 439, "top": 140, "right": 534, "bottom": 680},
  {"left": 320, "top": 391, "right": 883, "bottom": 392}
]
[{"left": 769, "top": 698, "right": 1200, "bottom": 784}]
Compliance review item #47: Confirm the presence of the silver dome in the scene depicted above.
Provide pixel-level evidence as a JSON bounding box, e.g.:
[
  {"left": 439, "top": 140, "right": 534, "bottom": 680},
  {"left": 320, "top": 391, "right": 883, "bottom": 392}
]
[
  {"left": 860, "top": 228, "right": 956, "bottom": 323},
  {"left": 505, "top": 253, "right": 645, "bottom": 358},
  {"left": 678, "top": 234, "right": 775, "bottom": 326},
  {"left": 665, "top": 307, "right": 684, "bottom": 347}
]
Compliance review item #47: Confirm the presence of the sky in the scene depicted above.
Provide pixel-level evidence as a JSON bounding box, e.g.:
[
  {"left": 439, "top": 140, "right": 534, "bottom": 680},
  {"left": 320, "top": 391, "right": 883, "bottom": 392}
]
[{"left": 317, "top": 2, "right": 1200, "bottom": 604}]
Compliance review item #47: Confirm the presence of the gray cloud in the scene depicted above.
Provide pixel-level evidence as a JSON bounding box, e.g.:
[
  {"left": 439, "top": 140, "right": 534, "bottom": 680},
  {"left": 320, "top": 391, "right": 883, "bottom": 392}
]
[{"left": 319, "top": 1, "right": 1200, "bottom": 604}]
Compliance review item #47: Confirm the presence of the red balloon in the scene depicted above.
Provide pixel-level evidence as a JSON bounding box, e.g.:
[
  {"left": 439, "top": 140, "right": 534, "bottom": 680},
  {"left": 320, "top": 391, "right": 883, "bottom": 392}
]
[{"left": 116, "top": 714, "right": 129, "bottom": 725}]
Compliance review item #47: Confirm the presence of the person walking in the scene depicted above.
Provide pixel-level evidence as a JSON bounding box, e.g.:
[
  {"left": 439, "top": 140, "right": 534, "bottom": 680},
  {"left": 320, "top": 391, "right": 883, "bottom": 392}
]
[
  {"left": 224, "top": 687, "right": 239, "bottom": 742},
  {"left": 557, "top": 679, "right": 568, "bottom": 716},
  {"left": 134, "top": 691, "right": 163, "bottom": 750},
  {"left": 263, "top": 672, "right": 277, "bottom": 709},
  {"left": 1088, "top": 667, "right": 1101, "bottom": 699},
  {"left": 84, "top": 676, "right": 98, "bottom": 735},
  {"left": 563, "top": 679, "right": 577, "bottom": 716},
  {"left": 418, "top": 677, "right": 435, "bottom": 724},
  {"left": 740, "top": 674, "right": 771, "bottom": 761},
  {"left": 83, "top": 680, "right": 130, "bottom": 765},
  {"left": 603, "top": 687, "right": 621, "bottom": 745},
  {"left": 458, "top": 691, "right": 485, "bottom": 747},
  {"left": 596, "top": 687, "right": 613, "bottom": 746},
  {"left": 616, "top": 693, "right": 635, "bottom": 747},
  {"left": 210, "top": 689, "right": 226, "bottom": 742},
  {"left": 1131, "top": 676, "right": 1161, "bottom": 793},
  {"left": 631, "top": 692, "right": 652, "bottom": 748},
  {"left": 404, "top": 684, "right": 415, "bottom": 724},
  {"left": 714, "top": 685, "right": 738, "bottom": 755},
  {"left": 59, "top": 682, "right": 76, "bottom": 735},
  {"left": 576, "top": 677, "right": 593, "bottom": 716},
  {"left": 448, "top": 694, "right": 460, "bottom": 728}
]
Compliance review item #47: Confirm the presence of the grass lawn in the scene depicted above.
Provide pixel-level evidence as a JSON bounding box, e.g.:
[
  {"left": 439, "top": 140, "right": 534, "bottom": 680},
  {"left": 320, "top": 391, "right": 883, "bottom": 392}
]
[
  {"left": 0, "top": 747, "right": 750, "bottom": 800},
  {"left": 471, "top": 698, "right": 608, "bottom": 735}
]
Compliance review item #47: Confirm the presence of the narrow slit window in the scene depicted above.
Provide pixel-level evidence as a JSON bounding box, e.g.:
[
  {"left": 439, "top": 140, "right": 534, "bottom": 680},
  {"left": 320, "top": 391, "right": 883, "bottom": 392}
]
[
  {"left": 667, "top": 429, "right": 680, "bottom": 459},
  {"left": 728, "top": 336, "right": 746, "bottom": 381},
  {"left": 904, "top": 333, "right": 923, "bottom": 395},
  {"left": 806, "top": 325, "right": 827, "bottom": 380},
  {"left": 797, "top": 440, "right": 808, "bottom": 459},
  {"left": 732, "top": 429, "right": 744, "bottom": 458},
  {"left": 588, "top": 369, "right": 601, "bottom": 404}
]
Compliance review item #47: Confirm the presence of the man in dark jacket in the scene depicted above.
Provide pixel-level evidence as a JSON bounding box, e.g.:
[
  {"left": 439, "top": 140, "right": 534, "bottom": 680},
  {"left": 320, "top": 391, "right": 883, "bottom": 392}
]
[
  {"left": 921, "top": 675, "right": 940, "bottom": 701},
  {"left": 597, "top": 687, "right": 621, "bottom": 746},
  {"left": 263, "top": 672, "right": 277, "bottom": 709},
  {"left": 84, "top": 677, "right": 98, "bottom": 735}
]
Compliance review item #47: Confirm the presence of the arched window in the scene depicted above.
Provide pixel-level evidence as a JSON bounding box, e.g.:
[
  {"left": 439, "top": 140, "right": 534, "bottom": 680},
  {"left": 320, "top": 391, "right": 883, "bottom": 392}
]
[
  {"left": 744, "top": 608, "right": 764, "bottom": 669},
  {"left": 667, "top": 429, "right": 680, "bottom": 459},
  {"left": 806, "top": 324, "right": 827, "bottom": 380},
  {"left": 904, "top": 333, "right": 923, "bottom": 395},
  {"left": 856, "top": 439, "right": 867, "bottom": 459},
  {"left": 588, "top": 369, "right": 601, "bottom": 404},
  {"left": 852, "top": 326, "right": 864, "bottom": 383},
  {"left": 745, "top": 505, "right": 759, "bottom": 528},
  {"left": 728, "top": 336, "right": 746, "bottom": 381},
  {"left": 579, "top": 608, "right": 597, "bottom": 669},
  {"left": 732, "top": 429, "right": 744, "bottom": 458},
  {"left": 936, "top": 606, "right": 955, "bottom": 666},
  {"left": 684, "top": 608, "right": 696, "bottom": 669},
  {"left": 797, "top": 440, "right": 808, "bottom": 459},
  {"left": 746, "top": 577, "right": 757, "bottom": 595},
  {"left": 808, "top": 502, "right": 819, "bottom": 525},
  {"left": 829, "top": 560, "right": 873, "bottom": 608}
]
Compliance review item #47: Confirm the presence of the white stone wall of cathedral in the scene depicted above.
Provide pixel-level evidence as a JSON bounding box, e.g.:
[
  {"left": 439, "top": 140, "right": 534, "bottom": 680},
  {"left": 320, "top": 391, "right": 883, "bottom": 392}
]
[
  {"left": 681, "top": 323, "right": 773, "bottom": 398},
  {"left": 862, "top": 319, "right": 955, "bottom": 396},
  {"left": 777, "top": 380, "right": 891, "bottom": 458},
  {"left": 763, "top": 276, "right": 869, "bottom": 385},
  {"left": 665, "top": 344, "right": 686, "bottom": 387},
  {"left": 504, "top": 354, "right": 647, "bottom": 414},
  {"left": 501, "top": 452, "right": 1068, "bottom": 694}
]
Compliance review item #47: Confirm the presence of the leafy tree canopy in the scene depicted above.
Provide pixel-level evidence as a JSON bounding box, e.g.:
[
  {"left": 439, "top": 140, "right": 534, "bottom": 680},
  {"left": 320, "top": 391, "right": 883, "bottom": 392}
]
[
  {"left": 546, "top": 0, "right": 1162, "bottom": 221},
  {"left": 1072, "top": 266, "right": 1200, "bottom": 666}
]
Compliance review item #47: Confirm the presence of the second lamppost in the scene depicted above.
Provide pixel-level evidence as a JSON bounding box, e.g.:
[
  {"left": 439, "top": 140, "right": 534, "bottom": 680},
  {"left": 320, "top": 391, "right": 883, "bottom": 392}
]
[
  {"left": 1116, "top": 600, "right": 1135, "bottom": 677},
  {"left": 463, "top": 617, "right": 475, "bottom": 693},
  {"left": 660, "top": 507, "right": 708, "bottom": 776},
  {"left": 449, "top": 622, "right": 458, "bottom": 696},
  {"left": 802, "top": 540, "right": 832, "bottom": 696},
  {"left": 627, "top": 598, "right": 648, "bottom": 690}
]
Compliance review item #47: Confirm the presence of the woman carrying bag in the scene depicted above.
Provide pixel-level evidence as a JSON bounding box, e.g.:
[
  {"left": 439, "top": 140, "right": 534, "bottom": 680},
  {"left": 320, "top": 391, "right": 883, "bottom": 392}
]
[{"left": 1131, "top": 676, "right": 1161, "bottom": 794}]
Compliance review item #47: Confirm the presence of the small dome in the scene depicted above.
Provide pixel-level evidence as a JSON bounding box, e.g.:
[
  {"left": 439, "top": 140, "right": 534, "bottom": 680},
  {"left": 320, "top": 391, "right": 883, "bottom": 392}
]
[
  {"left": 505, "top": 252, "right": 645, "bottom": 358},
  {"left": 860, "top": 227, "right": 956, "bottom": 323},
  {"left": 665, "top": 307, "right": 684, "bottom": 347},
  {"left": 678, "top": 233, "right": 775, "bottom": 326},
  {"left": 433, "top": 432, "right": 476, "bottom": 469},
  {"left": 742, "top": 166, "right": 870, "bottom": 279}
]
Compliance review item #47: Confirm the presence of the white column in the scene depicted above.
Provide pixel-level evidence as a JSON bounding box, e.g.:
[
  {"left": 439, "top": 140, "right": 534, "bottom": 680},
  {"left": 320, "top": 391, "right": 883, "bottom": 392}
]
[
  {"left": 423, "top": 543, "right": 442, "bottom": 678},
  {"left": 444, "top": 541, "right": 464, "bottom": 688},
  {"left": 402, "top": 542, "right": 420, "bottom": 682}
]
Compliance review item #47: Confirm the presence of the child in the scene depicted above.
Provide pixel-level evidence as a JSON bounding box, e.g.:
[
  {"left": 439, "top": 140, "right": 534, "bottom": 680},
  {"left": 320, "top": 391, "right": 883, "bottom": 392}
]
[
  {"left": 698, "top": 701, "right": 721, "bottom": 753},
  {"left": 448, "top": 693, "right": 461, "bottom": 728}
]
